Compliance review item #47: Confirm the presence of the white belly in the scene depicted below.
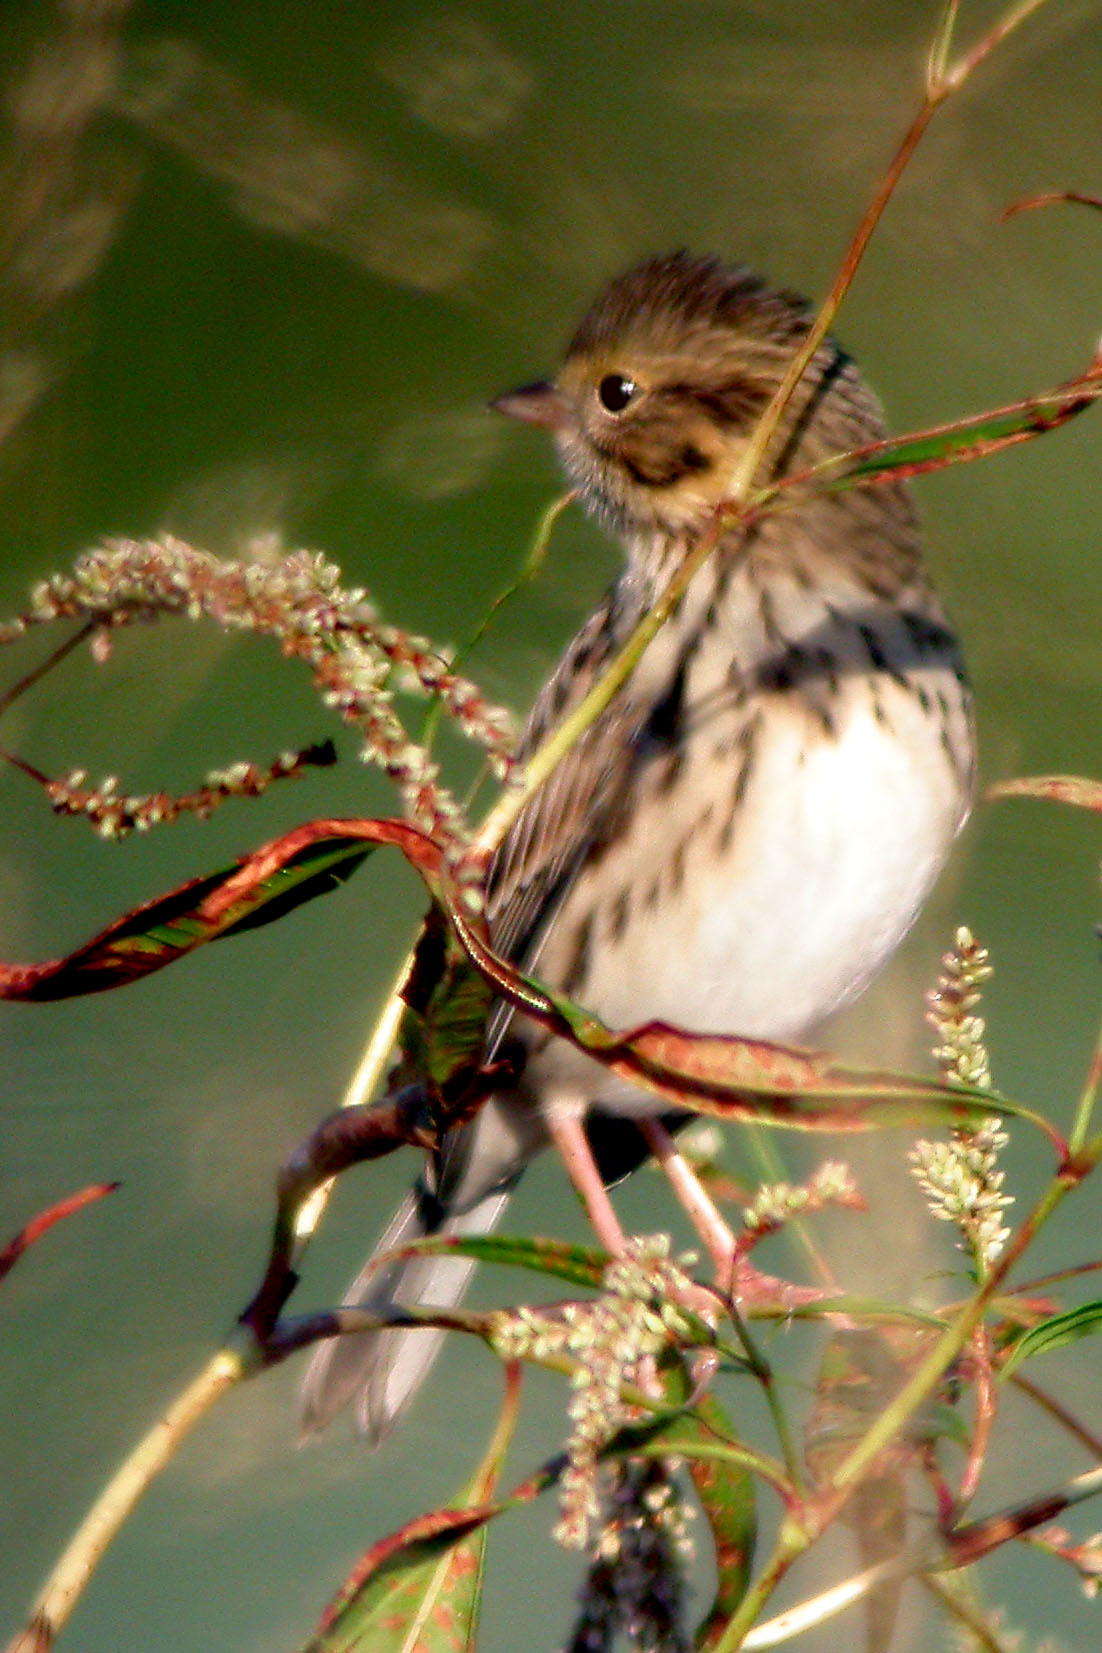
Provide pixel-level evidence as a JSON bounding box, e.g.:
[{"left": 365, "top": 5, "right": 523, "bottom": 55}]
[{"left": 527, "top": 677, "right": 968, "bottom": 1116}]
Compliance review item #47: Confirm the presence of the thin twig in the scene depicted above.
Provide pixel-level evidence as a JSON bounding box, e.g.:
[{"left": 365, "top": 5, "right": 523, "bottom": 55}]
[
  {"left": 0, "top": 621, "right": 96, "bottom": 719},
  {"left": 1011, "top": 1369, "right": 1102, "bottom": 1463},
  {"left": 9, "top": 4, "right": 1073, "bottom": 1647},
  {"left": 726, "top": 0, "right": 1057, "bottom": 505},
  {"left": 921, "top": 1572, "right": 1016, "bottom": 1653},
  {"left": 469, "top": 511, "right": 729, "bottom": 862}
]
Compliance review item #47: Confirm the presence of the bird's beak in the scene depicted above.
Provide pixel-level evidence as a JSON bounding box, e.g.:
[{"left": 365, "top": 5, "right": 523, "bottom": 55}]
[{"left": 489, "top": 379, "right": 570, "bottom": 430}]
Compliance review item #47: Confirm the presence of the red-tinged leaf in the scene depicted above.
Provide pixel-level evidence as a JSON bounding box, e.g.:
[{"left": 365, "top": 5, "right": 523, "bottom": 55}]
[
  {"left": 0, "top": 1182, "right": 120, "bottom": 1284},
  {"left": 0, "top": 811, "right": 1039, "bottom": 1141},
  {"left": 986, "top": 774, "right": 1102, "bottom": 813},
  {"left": 300, "top": 1379, "right": 772, "bottom": 1653},
  {"left": 204, "top": 817, "right": 444, "bottom": 914},
  {"left": 393, "top": 903, "right": 495, "bottom": 1107},
  {"left": 302, "top": 1364, "right": 522, "bottom": 1653},
  {"left": 592, "top": 1019, "right": 990, "bottom": 1128},
  {"left": 0, "top": 825, "right": 395, "bottom": 1001},
  {"left": 1003, "top": 189, "right": 1102, "bottom": 221},
  {"left": 301, "top": 1503, "right": 492, "bottom": 1653},
  {"left": 945, "top": 1465, "right": 1102, "bottom": 1570},
  {"left": 786, "top": 352, "right": 1102, "bottom": 496},
  {"left": 673, "top": 1382, "right": 756, "bottom": 1649},
  {"left": 441, "top": 877, "right": 1036, "bottom": 1134}
]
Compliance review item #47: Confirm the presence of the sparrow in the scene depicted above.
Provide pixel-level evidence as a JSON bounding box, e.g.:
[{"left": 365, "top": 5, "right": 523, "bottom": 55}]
[{"left": 300, "top": 251, "right": 974, "bottom": 1439}]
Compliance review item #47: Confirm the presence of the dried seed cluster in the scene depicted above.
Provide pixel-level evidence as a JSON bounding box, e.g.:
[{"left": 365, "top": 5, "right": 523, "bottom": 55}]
[
  {"left": 911, "top": 928, "right": 1011, "bottom": 1276},
  {"left": 1, "top": 536, "right": 518, "bottom": 845},
  {"left": 742, "top": 1159, "right": 861, "bottom": 1238},
  {"left": 490, "top": 1234, "right": 697, "bottom": 1552},
  {"left": 43, "top": 745, "right": 334, "bottom": 839}
]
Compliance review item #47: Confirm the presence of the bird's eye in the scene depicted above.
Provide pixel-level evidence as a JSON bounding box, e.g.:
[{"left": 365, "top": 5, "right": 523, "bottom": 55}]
[{"left": 597, "top": 373, "right": 637, "bottom": 414}]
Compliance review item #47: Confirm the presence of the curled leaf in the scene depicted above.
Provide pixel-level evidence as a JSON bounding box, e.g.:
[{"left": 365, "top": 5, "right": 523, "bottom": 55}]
[
  {"left": 0, "top": 1183, "right": 120, "bottom": 1284},
  {"left": 779, "top": 346, "right": 1102, "bottom": 497},
  {"left": 1, "top": 815, "right": 1029, "bottom": 1138}
]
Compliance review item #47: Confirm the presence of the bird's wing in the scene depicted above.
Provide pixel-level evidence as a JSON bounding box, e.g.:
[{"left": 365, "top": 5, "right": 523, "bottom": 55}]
[
  {"left": 430, "top": 579, "right": 658, "bottom": 1209},
  {"left": 486, "top": 586, "right": 646, "bottom": 965}
]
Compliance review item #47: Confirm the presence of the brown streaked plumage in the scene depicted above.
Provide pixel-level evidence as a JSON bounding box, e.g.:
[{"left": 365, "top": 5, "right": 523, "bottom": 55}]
[{"left": 301, "top": 251, "right": 975, "bottom": 1440}]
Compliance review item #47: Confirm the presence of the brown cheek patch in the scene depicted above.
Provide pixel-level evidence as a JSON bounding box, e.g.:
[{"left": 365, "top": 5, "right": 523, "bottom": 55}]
[{"left": 619, "top": 429, "right": 714, "bottom": 490}]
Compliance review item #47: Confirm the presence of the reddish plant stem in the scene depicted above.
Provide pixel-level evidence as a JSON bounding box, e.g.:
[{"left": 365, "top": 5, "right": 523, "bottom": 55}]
[
  {"left": 1011, "top": 1370, "right": 1102, "bottom": 1463},
  {"left": 0, "top": 1183, "right": 120, "bottom": 1284},
  {"left": 0, "top": 620, "right": 96, "bottom": 718},
  {"left": 956, "top": 1324, "right": 997, "bottom": 1510}
]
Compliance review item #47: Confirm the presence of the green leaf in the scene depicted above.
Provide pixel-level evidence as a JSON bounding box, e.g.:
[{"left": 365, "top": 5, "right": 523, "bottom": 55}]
[
  {"left": 804, "top": 356, "right": 1102, "bottom": 493},
  {"left": 394, "top": 903, "right": 494, "bottom": 1106},
  {"left": 382, "top": 1232, "right": 610, "bottom": 1291},
  {"left": 301, "top": 1505, "right": 490, "bottom": 1653},
  {"left": 682, "top": 1389, "right": 756, "bottom": 1648},
  {"left": 301, "top": 1366, "right": 522, "bottom": 1653},
  {"left": 1001, "top": 1300, "right": 1102, "bottom": 1378},
  {"left": 925, "top": 1401, "right": 972, "bottom": 1450},
  {"left": 0, "top": 835, "right": 372, "bottom": 1001}
]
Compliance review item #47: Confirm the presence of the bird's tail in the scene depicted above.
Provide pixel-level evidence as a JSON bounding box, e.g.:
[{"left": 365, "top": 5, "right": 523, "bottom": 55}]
[
  {"left": 297, "top": 1093, "right": 662, "bottom": 1441},
  {"left": 298, "top": 1175, "right": 513, "bottom": 1443},
  {"left": 297, "top": 1087, "right": 542, "bottom": 1442}
]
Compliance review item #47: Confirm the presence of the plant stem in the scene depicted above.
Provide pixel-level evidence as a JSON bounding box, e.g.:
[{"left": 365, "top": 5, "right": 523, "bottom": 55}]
[
  {"left": 726, "top": 0, "right": 1056, "bottom": 507},
  {"left": 922, "top": 1572, "right": 1015, "bottom": 1653},
  {"left": 1011, "top": 1370, "right": 1102, "bottom": 1462},
  {"left": 727, "top": 96, "right": 941, "bottom": 507},
  {"left": 6, "top": 1352, "right": 242, "bottom": 1653},
  {"left": 12, "top": 5, "right": 1066, "bottom": 1648},
  {"left": 956, "top": 1325, "right": 996, "bottom": 1508},
  {"left": 292, "top": 954, "right": 411, "bottom": 1244},
  {"left": 421, "top": 488, "right": 575, "bottom": 757},
  {"left": 1068, "top": 1011, "right": 1102, "bottom": 1158},
  {"left": 829, "top": 1173, "right": 1070, "bottom": 1500},
  {"left": 0, "top": 620, "right": 95, "bottom": 719},
  {"left": 740, "top": 1555, "right": 903, "bottom": 1650},
  {"left": 729, "top": 1307, "right": 804, "bottom": 1491},
  {"left": 470, "top": 513, "right": 725, "bottom": 862},
  {"left": 945, "top": 0, "right": 1055, "bottom": 90},
  {"left": 713, "top": 1160, "right": 1077, "bottom": 1651}
]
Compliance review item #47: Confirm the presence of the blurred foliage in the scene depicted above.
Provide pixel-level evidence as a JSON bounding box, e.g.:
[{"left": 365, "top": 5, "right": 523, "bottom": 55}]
[{"left": 1, "top": 4, "right": 1100, "bottom": 1652}]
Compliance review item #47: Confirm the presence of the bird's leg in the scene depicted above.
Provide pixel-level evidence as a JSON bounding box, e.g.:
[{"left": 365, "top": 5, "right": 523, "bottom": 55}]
[
  {"left": 547, "top": 1111, "right": 827, "bottom": 1326},
  {"left": 546, "top": 1110, "right": 715, "bottom": 1399},
  {"left": 639, "top": 1118, "right": 737, "bottom": 1293},
  {"left": 639, "top": 1118, "right": 830, "bottom": 1315},
  {"left": 545, "top": 1110, "right": 629, "bottom": 1257},
  {"left": 546, "top": 1112, "right": 720, "bottom": 1316}
]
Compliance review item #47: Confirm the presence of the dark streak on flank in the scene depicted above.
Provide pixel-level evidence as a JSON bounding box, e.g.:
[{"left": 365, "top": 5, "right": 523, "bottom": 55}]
[
  {"left": 561, "top": 912, "right": 595, "bottom": 996},
  {"left": 718, "top": 715, "right": 759, "bottom": 854}
]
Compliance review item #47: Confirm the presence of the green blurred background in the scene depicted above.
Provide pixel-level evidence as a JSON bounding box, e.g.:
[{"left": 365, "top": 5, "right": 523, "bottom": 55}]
[{"left": 0, "top": 2, "right": 1099, "bottom": 1649}]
